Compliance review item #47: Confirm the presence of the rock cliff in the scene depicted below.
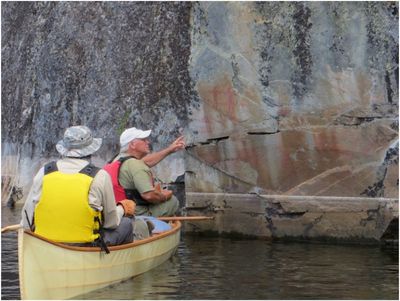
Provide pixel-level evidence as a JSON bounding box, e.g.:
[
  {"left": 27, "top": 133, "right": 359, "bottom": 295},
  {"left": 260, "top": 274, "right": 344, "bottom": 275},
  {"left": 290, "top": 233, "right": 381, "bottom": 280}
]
[
  {"left": 184, "top": 2, "right": 398, "bottom": 241},
  {"left": 2, "top": 2, "right": 192, "bottom": 194},
  {"left": 2, "top": 2, "right": 398, "bottom": 241},
  {"left": 186, "top": 2, "right": 398, "bottom": 198}
]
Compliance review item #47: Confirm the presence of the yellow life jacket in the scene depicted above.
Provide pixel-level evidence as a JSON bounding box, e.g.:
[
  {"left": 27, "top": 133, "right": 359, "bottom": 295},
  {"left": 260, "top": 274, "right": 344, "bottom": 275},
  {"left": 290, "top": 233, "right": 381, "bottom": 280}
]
[{"left": 34, "top": 161, "right": 102, "bottom": 243}]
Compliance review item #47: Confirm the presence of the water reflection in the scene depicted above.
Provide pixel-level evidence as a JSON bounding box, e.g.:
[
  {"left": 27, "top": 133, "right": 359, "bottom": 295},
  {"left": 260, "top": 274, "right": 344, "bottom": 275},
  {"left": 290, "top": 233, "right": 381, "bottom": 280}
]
[
  {"left": 1, "top": 205, "right": 398, "bottom": 300},
  {"left": 1, "top": 206, "right": 21, "bottom": 300},
  {"left": 79, "top": 236, "right": 398, "bottom": 300}
]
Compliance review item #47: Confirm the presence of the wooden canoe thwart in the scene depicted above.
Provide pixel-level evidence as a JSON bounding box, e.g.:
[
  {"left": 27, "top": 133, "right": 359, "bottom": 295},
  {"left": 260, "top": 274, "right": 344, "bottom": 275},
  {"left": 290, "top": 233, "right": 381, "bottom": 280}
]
[{"left": 18, "top": 220, "right": 181, "bottom": 300}]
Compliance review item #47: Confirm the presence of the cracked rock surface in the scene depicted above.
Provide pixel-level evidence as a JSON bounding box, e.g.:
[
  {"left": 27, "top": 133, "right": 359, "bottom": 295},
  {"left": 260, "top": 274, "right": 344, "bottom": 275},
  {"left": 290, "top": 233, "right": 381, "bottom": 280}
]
[
  {"left": 2, "top": 3, "right": 398, "bottom": 241},
  {"left": 186, "top": 2, "right": 398, "bottom": 200}
]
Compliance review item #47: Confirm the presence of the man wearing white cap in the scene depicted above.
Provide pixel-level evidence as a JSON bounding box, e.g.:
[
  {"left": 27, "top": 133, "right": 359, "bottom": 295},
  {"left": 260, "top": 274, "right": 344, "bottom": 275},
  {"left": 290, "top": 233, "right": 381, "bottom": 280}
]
[
  {"left": 106, "top": 127, "right": 185, "bottom": 217},
  {"left": 20, "top": 125, "right": 143, "bottom": 249}
]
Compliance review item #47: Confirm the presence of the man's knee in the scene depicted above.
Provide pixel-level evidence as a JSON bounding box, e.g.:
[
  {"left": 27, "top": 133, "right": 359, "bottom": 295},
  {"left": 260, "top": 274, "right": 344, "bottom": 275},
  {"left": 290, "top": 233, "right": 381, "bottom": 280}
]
[
  {"left": 138, "top": 195, "right": 179, "bottom": 217},
  {"left": 119, "top": 217, "right": 134, "bottom": 242},
  {"left": 132, "top": 218, "right": 150, "bottom": 240},
  {"left": 104, "top": 217, "right": 133, "bottom": 245},
  {"left": 155, "top": 195, "right": 179, "bottom": 217},
  {"left": 136, "top": 205, "right": 150, "bottom": 216},
  {"left": 168, "top": 195, "right": 179, "bottom": 214}
]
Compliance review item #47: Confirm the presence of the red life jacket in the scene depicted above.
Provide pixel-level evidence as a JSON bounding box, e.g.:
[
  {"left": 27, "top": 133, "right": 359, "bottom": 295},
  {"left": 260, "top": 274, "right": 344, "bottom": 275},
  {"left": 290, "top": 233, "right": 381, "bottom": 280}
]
[
  {"left": 103, "top": 157, "right": 133, "bottom": 203},
  {"left": 103, "top": 156, "right": 150, "bottom": 206}
]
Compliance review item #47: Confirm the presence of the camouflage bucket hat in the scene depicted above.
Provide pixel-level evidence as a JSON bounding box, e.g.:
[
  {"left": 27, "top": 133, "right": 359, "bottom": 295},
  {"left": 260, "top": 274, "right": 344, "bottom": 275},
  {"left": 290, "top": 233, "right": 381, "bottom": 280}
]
[{"left": 56, "top": 126, "right": 102, "bottom": 157}]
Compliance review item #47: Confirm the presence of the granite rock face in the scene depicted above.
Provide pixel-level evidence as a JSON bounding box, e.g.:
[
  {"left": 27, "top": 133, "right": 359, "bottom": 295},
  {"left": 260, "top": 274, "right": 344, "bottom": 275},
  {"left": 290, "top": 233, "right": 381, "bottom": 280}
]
[
  {"left": 2, "top": 2, "right": 192, "bottom": 193},
  {"left": 186, "top": 2, "right": 398, "bottom": 200},
  {"left": 184, "top": 2, "right": 398, "bottom": 241},
  {"left": 2, "top": 2, "right": 398, "bottom": 241}
]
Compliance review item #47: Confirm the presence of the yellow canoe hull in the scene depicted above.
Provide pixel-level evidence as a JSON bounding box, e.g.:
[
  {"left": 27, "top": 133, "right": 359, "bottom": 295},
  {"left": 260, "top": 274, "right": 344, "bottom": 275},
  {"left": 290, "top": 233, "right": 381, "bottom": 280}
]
[{"left": 18, "top": 221, "right": 181, "bottom": 300}]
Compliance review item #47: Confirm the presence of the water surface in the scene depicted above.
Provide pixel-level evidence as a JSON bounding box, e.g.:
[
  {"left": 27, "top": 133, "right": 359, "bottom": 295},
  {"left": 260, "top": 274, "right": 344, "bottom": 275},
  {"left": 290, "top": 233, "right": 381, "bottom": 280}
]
[
  {"left": 2, "top": 206, "right": 398, "bottom": 300},
  {"left": 77, "top": 236, "right": 398, "bottom": 300}
]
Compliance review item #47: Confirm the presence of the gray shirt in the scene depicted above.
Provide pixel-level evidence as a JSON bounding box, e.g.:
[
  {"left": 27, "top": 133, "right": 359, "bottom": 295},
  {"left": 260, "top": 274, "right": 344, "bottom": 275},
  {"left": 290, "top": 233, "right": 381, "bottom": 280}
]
[{"left": 20, "top": 158, "right": 124, "bottom": 230}]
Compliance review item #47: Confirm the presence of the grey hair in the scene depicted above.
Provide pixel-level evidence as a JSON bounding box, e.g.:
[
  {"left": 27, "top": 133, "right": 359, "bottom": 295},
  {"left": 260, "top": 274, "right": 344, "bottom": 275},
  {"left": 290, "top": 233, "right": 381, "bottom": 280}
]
[
  {"left": 120, "top": 139, "right": 139, "bottom": 153},
  {"left": 120, "top": 144, "right": 129, "bottom": 153}
]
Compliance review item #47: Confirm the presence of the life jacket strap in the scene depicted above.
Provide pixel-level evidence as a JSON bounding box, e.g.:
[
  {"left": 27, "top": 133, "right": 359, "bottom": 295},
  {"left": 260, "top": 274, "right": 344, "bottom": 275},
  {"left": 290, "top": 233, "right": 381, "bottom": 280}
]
[
  {"left": 44, "top": 161, "right": 100, "bottom": 178},
  {"left": 44, "top": 161, "right": 58, "bottom": 175},
  {"left": 79, "top": 164, "right": 100, "bottom": 178},
  {"left": 118, "top": 157, "right": 151, "bottom": 206},
  {"left": 94, "top": 216, "right": 110, "bottom": 254},
  {"left": 125, "top": 189, "right": 150, "bottom": 206},
  {"left": 24, "top": 209, "right": 35, "bottom": 232},
  {"left": 118, "top": 156, "right": 134, "bottom": 164}
]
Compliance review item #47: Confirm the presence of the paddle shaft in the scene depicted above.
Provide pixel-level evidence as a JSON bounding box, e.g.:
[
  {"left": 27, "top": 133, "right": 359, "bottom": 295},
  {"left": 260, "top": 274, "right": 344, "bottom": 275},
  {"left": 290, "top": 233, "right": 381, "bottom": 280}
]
[
  {"left": 1, "top": 224, "right": 21, "bottom": 233},
  {"left": 158, "top": 216, "right": 214, "bottom": 221},
  {"left": 1, "top": 216, "right": 213, "bottom": 233}
]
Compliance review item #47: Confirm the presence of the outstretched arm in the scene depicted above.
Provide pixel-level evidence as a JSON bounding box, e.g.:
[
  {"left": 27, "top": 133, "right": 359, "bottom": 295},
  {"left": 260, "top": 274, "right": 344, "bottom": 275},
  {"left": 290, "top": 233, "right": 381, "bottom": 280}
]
[{"left": 143, "top": 136, "right": 185, "bottom": 167}]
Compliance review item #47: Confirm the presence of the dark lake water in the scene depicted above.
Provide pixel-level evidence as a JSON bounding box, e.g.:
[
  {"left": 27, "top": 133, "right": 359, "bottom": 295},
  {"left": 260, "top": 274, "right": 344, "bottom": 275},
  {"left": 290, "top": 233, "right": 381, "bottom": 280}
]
[{"left": 2, "top": 205, "right": 399, "bottom": 300}]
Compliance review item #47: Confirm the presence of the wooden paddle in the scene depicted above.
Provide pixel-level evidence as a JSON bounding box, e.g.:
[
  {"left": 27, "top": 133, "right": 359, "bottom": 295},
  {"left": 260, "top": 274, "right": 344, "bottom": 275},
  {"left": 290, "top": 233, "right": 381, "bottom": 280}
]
[
  {"left": 1, "top": 224, "right": 21, "bottom": 233},
  {"left": 1, "top": 216, "right": 213, "bottom": 233},
  {"left": 158, "top": 216, "right": 214, "bottom": 221}
]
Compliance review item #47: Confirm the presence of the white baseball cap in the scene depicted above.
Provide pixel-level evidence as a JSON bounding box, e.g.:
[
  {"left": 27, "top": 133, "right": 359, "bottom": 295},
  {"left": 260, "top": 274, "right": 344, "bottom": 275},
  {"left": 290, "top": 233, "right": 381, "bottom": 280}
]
[{"left": 120, "top": 127, "right": 152, "bottom": 149}]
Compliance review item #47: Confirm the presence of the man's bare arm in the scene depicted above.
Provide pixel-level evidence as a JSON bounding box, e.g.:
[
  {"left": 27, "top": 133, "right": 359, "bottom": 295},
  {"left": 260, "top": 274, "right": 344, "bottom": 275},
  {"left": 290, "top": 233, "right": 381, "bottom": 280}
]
[
  {"left": 143, "top": 136, "right": 185, "bottom": 167},
  {"left": 140, "top": 189, "right": 173, "bottom": 204}
]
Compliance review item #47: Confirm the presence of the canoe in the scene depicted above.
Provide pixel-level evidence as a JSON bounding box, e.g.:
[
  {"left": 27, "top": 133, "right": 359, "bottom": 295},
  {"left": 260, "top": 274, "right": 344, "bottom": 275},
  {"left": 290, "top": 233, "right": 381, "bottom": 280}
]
[{"left": 18, "top": 220, "right": 181, "bottom": 300}]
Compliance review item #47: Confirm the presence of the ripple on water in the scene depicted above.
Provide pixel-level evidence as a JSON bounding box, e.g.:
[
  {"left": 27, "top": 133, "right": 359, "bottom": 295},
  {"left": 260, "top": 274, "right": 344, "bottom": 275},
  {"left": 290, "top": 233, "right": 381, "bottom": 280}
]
[
  {"left": 76, "top": 236, "right": 398, "bottom": 300},
  {"left": 2, "top": 231, "right": 20, "bottom": 300},
  {"left": 1, "top": 209, "right": 398, "bottom": 300}
]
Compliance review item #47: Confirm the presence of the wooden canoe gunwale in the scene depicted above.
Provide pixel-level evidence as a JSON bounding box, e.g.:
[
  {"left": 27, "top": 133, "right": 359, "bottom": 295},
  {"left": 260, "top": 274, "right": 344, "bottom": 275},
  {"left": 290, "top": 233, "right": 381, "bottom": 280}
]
[{"left": 23, "top": 220, "right": 181, "bottom": 252}]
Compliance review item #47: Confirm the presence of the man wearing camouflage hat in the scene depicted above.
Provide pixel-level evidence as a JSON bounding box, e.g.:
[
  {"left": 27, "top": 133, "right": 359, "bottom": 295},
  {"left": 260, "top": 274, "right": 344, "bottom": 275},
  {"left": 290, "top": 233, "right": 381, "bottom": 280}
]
[{"left": 21, "top": 125, "right": 148, "bottom": 248}]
